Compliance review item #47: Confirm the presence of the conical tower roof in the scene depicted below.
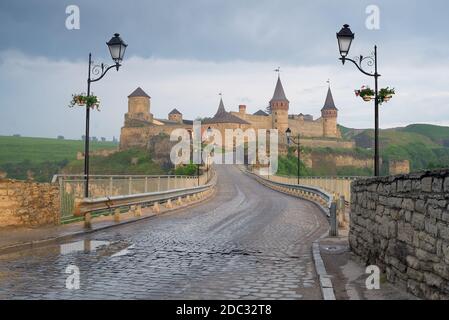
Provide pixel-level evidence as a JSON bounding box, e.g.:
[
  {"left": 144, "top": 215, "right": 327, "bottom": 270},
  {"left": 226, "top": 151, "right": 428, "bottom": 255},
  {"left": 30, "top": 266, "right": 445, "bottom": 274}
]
[
  {"left": 203, "top": 97, "right": 249, "bottom": 125},
  {"left": 169, "top": 108, "right": 182, "bottom": 115},
  {"left": 270, "top": 76, "right": 289, "bottom": 103},
  {"left": 321, "top": 87, "right": 338, "bottom": 111},
  {"left": 214, "top": 97, "right": 227, "bottom": 117},
  {"left": 128, "top": 87, "right": 151, "bottom": 98}
]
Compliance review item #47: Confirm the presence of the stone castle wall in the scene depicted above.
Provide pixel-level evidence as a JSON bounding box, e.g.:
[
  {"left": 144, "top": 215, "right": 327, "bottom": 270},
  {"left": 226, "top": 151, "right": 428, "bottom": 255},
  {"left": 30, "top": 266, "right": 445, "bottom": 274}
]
[
  {"left": 333, "top": 155, "right": 374, "bottom": 168},
  {"left": 299, "top": 138, "right": 355, "bottom": 149},
  {"left": 350, "top": 169, "right": 449, "bottom": 299},
  {"left": 0, "top": 179, "right": 60, "bottom": 228},
  {"left": 230, "top": 112, "right": 272, "bottom": 130},
  {"left": 390, "top": 160, "right": 411, "bottom": 175},
  {"left": 120, "top": 125, "right": 190, "bottom": 150}
]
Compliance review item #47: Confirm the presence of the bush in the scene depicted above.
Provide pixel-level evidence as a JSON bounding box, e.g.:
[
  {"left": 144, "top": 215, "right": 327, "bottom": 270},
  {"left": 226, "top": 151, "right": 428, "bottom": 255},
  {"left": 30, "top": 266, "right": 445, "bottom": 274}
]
[
  {"left": 63, "top": 148, "right": 166, "bottom": 175},
  {"left": 277, "top": 155, "right": 311, "bottom": 176},
  {"left": 174, "top": 163, "right": 198, "bottom": 176}
]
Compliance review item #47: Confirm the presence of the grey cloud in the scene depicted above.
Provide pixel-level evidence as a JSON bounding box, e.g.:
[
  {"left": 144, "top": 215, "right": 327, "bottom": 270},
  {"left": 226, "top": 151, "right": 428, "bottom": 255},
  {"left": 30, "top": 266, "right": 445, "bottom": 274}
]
[{"left": 1, "top": 0, "right": 448, "bottom": 64}]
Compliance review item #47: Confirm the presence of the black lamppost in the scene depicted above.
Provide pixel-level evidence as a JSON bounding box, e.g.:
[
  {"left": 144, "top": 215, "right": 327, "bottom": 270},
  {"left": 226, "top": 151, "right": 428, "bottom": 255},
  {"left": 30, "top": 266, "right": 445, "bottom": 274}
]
[
  {"left": 196, "top": 127, "right": 212, "bottom": 186},
  {"left": 336, "top": 24, "right": 381, "bottom": 176},
  {"left": 286, "top": 128, "right": 301, "bottom": 184},
  {"left": 84, "top": 33, "right": 127, "bottom": 198}
]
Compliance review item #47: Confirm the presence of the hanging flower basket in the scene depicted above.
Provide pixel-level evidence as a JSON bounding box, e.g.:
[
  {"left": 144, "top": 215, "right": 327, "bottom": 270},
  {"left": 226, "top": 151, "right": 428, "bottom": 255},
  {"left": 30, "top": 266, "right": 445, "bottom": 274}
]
[
  {"left": 379, "top": 87, "right": 395, "bottom": 104},
  {"left": 71, "top": 94, "right": 86, "bottom": 106},
  {"left": 363, "top": 95, "right": 374, "bottom": 102},
  {"left": 355, "top": 86, "right": 375, "bottom": 102},
  {"left": 69, "top": 93, "right": 101, "bottom": 111}
]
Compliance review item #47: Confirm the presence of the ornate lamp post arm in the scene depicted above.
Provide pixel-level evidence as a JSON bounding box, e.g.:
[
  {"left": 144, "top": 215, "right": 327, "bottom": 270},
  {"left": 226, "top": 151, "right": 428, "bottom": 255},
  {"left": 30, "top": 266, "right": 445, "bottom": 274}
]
[
  {"left": 339, "top": 54, "right": 379, "bottom": 78},
  {"left": 90, "top": 63, "right": 121, "bottom": 83}
]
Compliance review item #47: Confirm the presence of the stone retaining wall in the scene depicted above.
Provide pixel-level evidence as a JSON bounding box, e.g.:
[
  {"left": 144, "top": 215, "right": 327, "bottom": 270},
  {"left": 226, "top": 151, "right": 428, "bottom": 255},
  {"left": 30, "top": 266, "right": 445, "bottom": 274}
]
[
  {"left": 0, "top": 179, "right": 60, "bottom": 227},
  {"left": 350, "top": 169, "right": 449, "bottom": 300}
]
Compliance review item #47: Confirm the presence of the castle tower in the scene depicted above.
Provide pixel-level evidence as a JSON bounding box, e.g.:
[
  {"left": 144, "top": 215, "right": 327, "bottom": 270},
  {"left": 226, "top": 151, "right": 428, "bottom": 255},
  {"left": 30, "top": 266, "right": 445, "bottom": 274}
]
[
  {"left": 321, "top": 87, "right": 339, "bottom": 138},
  {"left": 126, "top": 87, "right": 153, "bottom": 123},
  {"left": 168, "top": 108, "right": 183, "bottom": 123},
  {"left": 270, "top": 76, "right": 289, "bottom": 133}
]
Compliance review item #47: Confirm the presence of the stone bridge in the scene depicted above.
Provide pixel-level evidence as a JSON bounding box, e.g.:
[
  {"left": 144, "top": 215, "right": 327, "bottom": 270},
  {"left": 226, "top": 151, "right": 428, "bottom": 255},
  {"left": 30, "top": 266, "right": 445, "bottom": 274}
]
[{"left": 0, "top": 166, "right": 447, "bottom": 300}]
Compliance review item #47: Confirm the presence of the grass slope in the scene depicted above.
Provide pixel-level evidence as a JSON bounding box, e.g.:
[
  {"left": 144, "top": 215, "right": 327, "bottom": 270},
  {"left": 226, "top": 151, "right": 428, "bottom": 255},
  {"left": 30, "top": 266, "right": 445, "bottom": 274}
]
[
  {"left": 0, "top": 136, "right": 117, "bottom": 165},
  {"left": 343, "top": 124, "right": 449, "bottom": 173},
  {"left": 62, "top": 148, "right": 166, "bottom": 175},
  {"left": 400, "top": 124, "right": 449, "bottom": 146}
]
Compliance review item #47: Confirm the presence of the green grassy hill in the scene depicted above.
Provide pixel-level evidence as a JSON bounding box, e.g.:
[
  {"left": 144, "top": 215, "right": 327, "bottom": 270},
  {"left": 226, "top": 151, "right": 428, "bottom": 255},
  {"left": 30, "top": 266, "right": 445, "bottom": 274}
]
[
  {"left": 62, "top": 148, "right": 166, "bottom": 176},
  {"left": 400, "top": 124, "right": 449, "bottom": 147},
  {"left": 0, "top": 136, "right": 118, "bottom": 182},
  {"left": 340, "top": 124, "right": 449, "bottom": 173},
  {"left": 0, "top": 136, "right": 117, "bottom": 165}
]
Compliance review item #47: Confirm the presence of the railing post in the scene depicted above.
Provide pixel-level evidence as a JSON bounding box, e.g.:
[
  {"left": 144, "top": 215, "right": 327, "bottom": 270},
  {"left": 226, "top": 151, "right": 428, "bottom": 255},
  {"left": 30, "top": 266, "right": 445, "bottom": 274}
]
[
  {"left": 109, "top": 177, "right": 113, "bottom": 195},
  {"left": 84, "top": 212, "right": 92, "bottom": 229},
  {"left": 114, "top": 208, "right": 121, "bottom": 222},
  {"left": 145, "top": 177, "right": 148, "bottom": 193},
  {"left": 329, "top": 201, "right": 338, "bottom": 237},
  {"left": 158, "top": 176, "right": 161, "bottom": 192},
  {"left": 339, "top": 195, "right": 347, "bottom": 225},
  {"left": 128, "top": 177, "right": 132, "bottom": 195}
]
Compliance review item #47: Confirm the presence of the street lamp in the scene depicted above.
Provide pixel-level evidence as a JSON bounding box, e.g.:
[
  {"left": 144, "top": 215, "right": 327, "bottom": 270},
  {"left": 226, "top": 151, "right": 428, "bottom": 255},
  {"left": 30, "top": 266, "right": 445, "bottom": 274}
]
[
  {"left": 84, "top": 33, "right": 127, "bottom": 198},
  {"left": 336, "top": 24, "right": 381, "bottom": 176},
  {"left": 196, "top": 127, "right": 212, "bottom": 186},
  {"left": 286, "top": 128, "right": 301, "bottom": 185},
  {"left": 336, "top": 24, "right": 355, "bottom": 60}
]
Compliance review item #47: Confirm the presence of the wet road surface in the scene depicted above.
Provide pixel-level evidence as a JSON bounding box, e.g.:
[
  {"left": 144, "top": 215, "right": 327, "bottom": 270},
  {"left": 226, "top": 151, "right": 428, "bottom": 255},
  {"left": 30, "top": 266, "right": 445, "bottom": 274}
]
[{"left": 0, "top": 166, "right": 328, "bottom": 300}]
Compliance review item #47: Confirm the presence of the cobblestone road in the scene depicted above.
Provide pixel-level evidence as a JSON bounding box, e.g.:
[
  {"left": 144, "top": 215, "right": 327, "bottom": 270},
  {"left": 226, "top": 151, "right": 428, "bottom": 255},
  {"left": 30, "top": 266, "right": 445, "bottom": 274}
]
[{"left": 0, "top": 166, "right": 328, "bottom": 300}]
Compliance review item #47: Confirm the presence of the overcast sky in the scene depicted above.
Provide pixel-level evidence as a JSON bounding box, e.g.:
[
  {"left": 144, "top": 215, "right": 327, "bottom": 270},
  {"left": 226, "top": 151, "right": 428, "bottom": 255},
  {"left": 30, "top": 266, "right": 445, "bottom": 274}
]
[{"left": 0, "top": 0, "right": 448, "bottom": 140}]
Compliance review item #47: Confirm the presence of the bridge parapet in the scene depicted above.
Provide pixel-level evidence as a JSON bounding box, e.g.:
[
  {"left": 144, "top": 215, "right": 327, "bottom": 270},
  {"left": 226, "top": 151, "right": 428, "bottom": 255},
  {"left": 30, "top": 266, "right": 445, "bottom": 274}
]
[
  {"left": 53, "top": 172, "right": 212, "bottom": 223},
  {"left": 268, "top": 174, "right": 357, "bottom": 204},
  {"left": 350, "top": 168, "right": 449, "bottom": 300}
]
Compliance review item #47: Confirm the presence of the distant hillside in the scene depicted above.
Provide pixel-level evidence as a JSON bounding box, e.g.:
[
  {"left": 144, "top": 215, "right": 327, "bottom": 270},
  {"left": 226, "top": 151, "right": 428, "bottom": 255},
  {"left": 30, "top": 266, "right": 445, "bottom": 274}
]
[
  {"left": 0, "top": 136, "right": 118, "bottom": 182},
  {"left": 62, "top": 148, "right": 166, "bottom": 176},
  {"left": 0, "top": 136, "right": 117, "bottom": 165},
  {"left": 339, "top": 124, "right": 449, "bottom": 173},
  {"left": 400, "top": 124, "right": 449, "bottom": 147}
]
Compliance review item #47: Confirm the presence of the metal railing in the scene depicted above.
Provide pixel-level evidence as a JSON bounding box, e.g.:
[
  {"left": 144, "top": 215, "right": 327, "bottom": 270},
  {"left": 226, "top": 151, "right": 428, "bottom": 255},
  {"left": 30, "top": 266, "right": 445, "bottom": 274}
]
[
  {"left": 75, "top": 173, "right": 217, "bottom": 216},
  {"left": 53, "top": 173, "right": 211, "bottom": 222},
  {"left": 245, "top": 170, "right": 334, "bottom": 214},
  {"left": 263, "top": 174, "right": 358, "bottom": 204}
]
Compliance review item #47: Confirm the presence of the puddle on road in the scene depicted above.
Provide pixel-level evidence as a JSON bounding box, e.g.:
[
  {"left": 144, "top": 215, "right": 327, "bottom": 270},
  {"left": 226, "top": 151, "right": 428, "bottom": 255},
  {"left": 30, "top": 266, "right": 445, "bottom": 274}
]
[
  {"left": 60, "top": 240, "right": 135, "bottom": 258},
  {"left": 60, "top": 240, "right": 110, "bottom": 255},
  {"left": 110, "top": 244, "right": 136, "bottom": 258}
]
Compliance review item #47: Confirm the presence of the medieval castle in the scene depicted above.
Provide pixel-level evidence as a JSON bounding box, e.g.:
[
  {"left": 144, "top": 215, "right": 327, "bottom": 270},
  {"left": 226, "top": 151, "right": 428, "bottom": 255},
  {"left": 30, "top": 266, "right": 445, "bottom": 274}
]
[{"left": 119, "top": 76, "right": 355, "bottom": 151}]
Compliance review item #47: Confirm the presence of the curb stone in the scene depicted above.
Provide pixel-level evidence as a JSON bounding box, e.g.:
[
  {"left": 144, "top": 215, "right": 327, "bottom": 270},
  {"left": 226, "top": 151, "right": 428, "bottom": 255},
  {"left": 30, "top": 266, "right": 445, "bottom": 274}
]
[{"left": 312, "top": 237, "right": 336, "bottom": 300}]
